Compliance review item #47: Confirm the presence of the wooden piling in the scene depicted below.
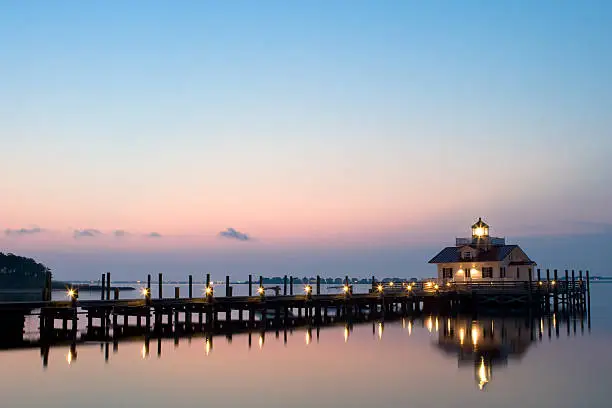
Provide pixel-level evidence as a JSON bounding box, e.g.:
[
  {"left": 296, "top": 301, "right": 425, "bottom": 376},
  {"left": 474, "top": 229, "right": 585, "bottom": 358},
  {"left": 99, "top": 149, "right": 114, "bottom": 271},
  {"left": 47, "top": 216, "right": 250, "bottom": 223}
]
[
  {"left": 114, "top": 288, "right": 119, "bottom": 300},
  {"left": 527, "top": 268, "right": 533, "bottom": 305},
  {"left": 579, "top": 270, "right": 584, "bottom": 311},
  {"left": 564, "top": 270, "right": 569, "bottom": 310},
  {"left": 159, "top": 273, "right": 163, "bottom": 299},
  {"left": 569, "top": 269, "right": 576, "bottom": 311},
  {"left": 316, "top": 275, "right": 321, "bottom": 295},
  {"left": 175, "top": 287, "right": 180, "bottom": 299},
  {"left": 101, "top": 273, "right": 106, "bottom": 300},
  {"left": 290, "top": 276, "right": 294, "bottom": 295},
  {"left": 283, "top": 275, "right": 287, "bottom": 295},
  {"left": 189, "top": 275, "right": 193, "bottom": 299},
  {"left": 259, "top": 276, "right": 263, "bottom": 290},
  {"left": 586, "top": 270, "right": 591, "bottom": 330},
  {"left": 248, "top": 275, "right": 252, "bottom": 296},
  {"left": 226, "top": 276, "right": 230, "bottom": 297},
  {"left": 553, "top": 269, "right": 558, "bottom": 312},
  {"left": 106, "top": 272, "right": 111, "bottom": 300}
]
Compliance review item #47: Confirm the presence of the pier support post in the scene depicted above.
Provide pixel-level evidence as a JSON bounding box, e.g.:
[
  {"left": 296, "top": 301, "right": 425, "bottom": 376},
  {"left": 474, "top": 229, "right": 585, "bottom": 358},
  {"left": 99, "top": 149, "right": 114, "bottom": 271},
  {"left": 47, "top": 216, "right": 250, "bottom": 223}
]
[
  {"left": 571, "top": 270, "right": 576, "bottom": 311},
  {"left": 226, "top": 276, "right": 230, "bottom": 297},
  {"left": 586, "top": 270, "right": 591, "bottom": 330},
  {"left": 553, "top": 269, "right": 559, "bottom": 313},
  {"left": 101, "top": 273, "right": 106, "bottom": 300},
  {"left": 290, "top": 276, "right": 294, "bottom": 295},
  {"left": 159, "top": 273, "right": 163, "bottom": 299},
  {"left": 248, "top": 275, "right": 252, "bottom": 296},
  {"left": 283, "top": 275, "right": 287, "bottom": 295},
  {"left": 189, "top": 275, "right": 193, "bottom": 299},
  {"left": 579, "top": 270, "right": 584, "bottom": 311},
  {"left": 316, "top": 276, "right": 321, "bottom": 295},
  {"left": 106, "top": 272, "right": 111, "bottom": 301}
]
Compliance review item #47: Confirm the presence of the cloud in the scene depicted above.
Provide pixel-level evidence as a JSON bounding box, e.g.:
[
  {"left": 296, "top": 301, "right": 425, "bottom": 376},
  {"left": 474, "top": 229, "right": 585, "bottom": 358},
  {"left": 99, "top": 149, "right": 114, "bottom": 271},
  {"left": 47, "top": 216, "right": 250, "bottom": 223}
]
[
  {"left": 218, "top": 228, "right": 250, "bottom": 241},
  {"left": 146, "top": 232, "right": 162, "bottom": 238},
  {"left": 4, "top": 227, "right": 45, "bottom": 236},
  {"left": 73, "top": 229, "right": 102, "bottom": 238},
  {"left": 113, "top": 230, "right": 129, "bottom": 237}
]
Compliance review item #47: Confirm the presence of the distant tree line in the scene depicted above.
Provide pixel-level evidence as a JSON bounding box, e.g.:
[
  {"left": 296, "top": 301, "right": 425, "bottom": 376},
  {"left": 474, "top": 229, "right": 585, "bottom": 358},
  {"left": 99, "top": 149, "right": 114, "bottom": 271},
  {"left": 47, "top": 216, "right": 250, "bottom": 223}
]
[
  {"left": 259, "top": 276, "right": 410, "bottom": 285},
  {"left": 0, "top": 252, "right": 50, "bottom": 289}
]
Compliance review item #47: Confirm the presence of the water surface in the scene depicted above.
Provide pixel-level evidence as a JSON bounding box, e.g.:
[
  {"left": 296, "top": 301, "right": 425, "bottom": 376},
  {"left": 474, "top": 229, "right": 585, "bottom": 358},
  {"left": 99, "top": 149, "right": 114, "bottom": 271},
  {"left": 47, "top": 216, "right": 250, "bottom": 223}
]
[{"left": 1, "top": 284, "right": 611, "bottom": 408}]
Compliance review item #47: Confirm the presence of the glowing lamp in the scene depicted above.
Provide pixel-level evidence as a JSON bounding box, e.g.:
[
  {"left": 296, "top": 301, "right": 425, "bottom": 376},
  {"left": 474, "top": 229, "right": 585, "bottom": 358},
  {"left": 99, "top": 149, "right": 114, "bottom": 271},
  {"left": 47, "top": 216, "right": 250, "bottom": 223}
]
[
  {"left": 258, "top": 286, "right": 265, "bottom": 295},
  {"left": 389, "top": 281, "right": 394, "bottom": 287},
  {"left": 343, "top": 285, "right": 350, "bottom": 293},
  {"left": 67, "top": 288, "right": 76, "bottom": 299},
  {"left": 472, "top": 218, "right": 490, "bottom": 239},
  {"left": 304, "top": 285, "right": 312, "bottom": 294},
  {"left": 377, "top": 284, "right": 383, "bottom": 293}
]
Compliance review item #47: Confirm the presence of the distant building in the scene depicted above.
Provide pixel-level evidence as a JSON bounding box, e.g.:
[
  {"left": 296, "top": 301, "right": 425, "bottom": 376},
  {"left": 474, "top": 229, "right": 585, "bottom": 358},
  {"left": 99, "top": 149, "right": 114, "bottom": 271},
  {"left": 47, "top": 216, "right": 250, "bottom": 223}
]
[{"left": 429, "top": 218, "right": 536, "bottom": 282}]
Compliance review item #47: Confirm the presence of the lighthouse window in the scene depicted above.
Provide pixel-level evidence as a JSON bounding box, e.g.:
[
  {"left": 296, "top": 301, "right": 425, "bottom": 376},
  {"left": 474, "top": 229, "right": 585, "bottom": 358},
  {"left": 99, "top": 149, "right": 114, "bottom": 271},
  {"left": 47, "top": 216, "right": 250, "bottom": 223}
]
[
  {"left": 442, "top": 268, "right": 453, "bottom": 279},
  {"left": 482, "top": 267, "right": 493, "bottom": 278}
]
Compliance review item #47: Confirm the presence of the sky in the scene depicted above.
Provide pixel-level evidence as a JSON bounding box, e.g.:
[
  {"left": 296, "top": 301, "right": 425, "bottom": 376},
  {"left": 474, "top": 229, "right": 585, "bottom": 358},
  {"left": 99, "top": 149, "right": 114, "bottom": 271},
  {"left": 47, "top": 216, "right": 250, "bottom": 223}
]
[{"left": 1, "top": 1, "right": 611, "bottom": 279}]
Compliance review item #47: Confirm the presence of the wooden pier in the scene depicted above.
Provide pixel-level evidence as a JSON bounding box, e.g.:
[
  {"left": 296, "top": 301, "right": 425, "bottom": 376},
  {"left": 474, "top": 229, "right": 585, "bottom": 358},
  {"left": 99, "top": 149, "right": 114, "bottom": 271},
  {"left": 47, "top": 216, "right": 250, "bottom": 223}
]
[{"left": 0, "top": 270, "right": 591, "bottom": 349}]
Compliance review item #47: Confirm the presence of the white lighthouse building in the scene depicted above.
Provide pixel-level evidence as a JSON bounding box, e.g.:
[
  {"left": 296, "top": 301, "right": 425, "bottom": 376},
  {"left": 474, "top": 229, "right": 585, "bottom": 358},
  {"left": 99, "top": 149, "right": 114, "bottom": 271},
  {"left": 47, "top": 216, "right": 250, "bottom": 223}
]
[{"left": 429, "top": 218, "right": 536, "bottom": 282}]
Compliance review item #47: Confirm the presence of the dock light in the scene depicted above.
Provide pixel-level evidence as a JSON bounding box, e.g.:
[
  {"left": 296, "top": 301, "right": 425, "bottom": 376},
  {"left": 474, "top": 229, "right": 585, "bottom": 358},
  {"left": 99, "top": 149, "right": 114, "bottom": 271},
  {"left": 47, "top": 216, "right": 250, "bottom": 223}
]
[
  {"left": 551, "top": 280, "right": 556, "bottom": 286},
  {"left": 446, "top": 282, "right": 451, "bottom": 287},
  {"left": 389, "top": 281, "right": 394, "bottom": 287},
  {"left": 377, "top": 284, "right": 384, "bottom": 293},
  {"left": 434, "top": 284, "right": 439, "bottom": 290},
  {"left": 343, "top": 285, "right": 350, "bottom": 294},
  {"left": 406, "top": 285, "right": 412, "bottom": 292},
  {"left": 141, "top": 287, "right": 150, "bottom": 297},
  {"left": 425, "top": 281, "right": 433, "bottom": 288},
  {"left": 67, "top": 288, "right": 76, "bottom": 299},
  {"left": 258, "top": 286, "right": 265, "bottom": 296},
  {"left": 538, "top": 281, "right": 543, "bottom": 286},
  {"left": 304, "top": 285, "right": 312, "bottom": 294},
  {"left": 205, "top": 286, "right": 213, "bottom": 296}
]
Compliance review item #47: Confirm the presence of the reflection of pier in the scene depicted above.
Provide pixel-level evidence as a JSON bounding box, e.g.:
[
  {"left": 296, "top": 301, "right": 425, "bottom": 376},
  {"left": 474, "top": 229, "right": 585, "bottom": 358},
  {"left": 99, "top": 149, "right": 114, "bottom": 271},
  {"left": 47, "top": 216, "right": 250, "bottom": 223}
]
[
  {"left": 434, "top": 314, "right": 586, "bottom": 390},
  {"left": 0, "top": 271, "right": 591, "bottom": 350},
  {"left": 30, "top": 311, "right": 588, "bottom": 371}
]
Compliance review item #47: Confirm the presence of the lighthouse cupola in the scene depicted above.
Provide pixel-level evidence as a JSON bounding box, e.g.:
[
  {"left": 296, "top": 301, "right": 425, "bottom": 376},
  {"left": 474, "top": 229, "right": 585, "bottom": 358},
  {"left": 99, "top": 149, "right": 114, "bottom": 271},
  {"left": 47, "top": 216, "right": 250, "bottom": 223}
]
[{"left": 471, "top": 217, "right": 489, "bottom": 240}]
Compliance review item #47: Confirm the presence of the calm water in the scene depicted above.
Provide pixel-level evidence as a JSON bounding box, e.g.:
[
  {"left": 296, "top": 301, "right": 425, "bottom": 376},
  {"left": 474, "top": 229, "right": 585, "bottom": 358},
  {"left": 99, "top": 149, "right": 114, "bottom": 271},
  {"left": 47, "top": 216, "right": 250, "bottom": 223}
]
[{"left": 1, "top": 284, "right": 611, "bottom": 408}]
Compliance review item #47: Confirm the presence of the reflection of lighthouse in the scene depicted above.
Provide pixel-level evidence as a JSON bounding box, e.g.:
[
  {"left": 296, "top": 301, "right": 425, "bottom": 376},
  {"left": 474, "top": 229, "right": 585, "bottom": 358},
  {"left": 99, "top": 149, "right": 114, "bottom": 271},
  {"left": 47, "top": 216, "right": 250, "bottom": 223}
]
[
  {"left": 476, "top": 356, "right": 491, "bottom": 390},
  {"left": 436, "top": 316, "right": 534, "bottom": 390}
]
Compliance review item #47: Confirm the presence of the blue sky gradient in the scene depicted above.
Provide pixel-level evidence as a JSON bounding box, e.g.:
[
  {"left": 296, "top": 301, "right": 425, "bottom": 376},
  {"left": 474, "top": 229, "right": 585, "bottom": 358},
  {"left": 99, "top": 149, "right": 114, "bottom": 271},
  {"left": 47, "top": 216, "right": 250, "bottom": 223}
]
[{"left": 1, "top": 1, "right": 611, "bottom": 278}]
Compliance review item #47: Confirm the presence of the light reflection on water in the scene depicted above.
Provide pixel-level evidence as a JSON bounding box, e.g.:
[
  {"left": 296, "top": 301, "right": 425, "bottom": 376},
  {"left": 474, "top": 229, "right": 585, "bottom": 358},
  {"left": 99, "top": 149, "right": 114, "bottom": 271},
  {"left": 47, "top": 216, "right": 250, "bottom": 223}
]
[{"left": 1, "top": 284, "right": 612, "bottom": 408}]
